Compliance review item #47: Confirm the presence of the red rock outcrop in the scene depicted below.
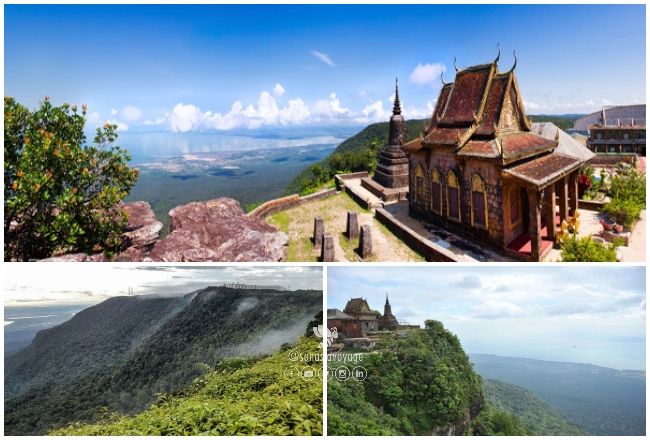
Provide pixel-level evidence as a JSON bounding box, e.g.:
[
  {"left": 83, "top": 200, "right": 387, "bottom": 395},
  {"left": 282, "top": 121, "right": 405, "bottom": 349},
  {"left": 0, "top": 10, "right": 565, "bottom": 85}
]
[{"left": 149, "top": 198, "right": 287, "bottom": 262}]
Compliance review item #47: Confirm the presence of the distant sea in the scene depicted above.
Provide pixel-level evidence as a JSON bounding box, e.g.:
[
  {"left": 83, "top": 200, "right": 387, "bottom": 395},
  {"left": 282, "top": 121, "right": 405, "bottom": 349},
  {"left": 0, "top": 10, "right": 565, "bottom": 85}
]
[
  {"left": 4, "top": 304, "right": 91, "bottom": 356},
  {"left": 111, "top": 127, "right": 360, "bottom": 229}
]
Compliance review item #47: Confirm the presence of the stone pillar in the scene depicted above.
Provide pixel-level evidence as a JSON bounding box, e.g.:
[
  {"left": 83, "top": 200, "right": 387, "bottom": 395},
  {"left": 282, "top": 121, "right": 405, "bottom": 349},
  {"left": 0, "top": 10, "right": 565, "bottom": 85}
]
[
  {"left": 346, "top": 212, "right": 359, "bottom": 239},
  {"left": 528, "top": 189, "right": 542, "bottom": 261},
  {"left": 321, "top": 233, "right": 334, "bottom": 262},
  {"left": 557, "top": 177, "right": 569, "bottom": 224},
  {"left": 569, "top": 171, "right": 579, "bottom": 216},
  {"left": 543, "top": 186, "right": 556, "bottom": 243},
  {"left": 312, "top": 217, "right": 324, "bottom": 248},
  {"left": 358, "top": 225, "right": 373, "bottom": 259}
]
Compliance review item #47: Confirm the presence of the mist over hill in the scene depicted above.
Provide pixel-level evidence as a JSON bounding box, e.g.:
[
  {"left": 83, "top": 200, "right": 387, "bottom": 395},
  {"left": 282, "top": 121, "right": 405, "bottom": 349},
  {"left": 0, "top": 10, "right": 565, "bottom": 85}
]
[{"left": 5, "top": 286, "right": 322, "bottom": 435}]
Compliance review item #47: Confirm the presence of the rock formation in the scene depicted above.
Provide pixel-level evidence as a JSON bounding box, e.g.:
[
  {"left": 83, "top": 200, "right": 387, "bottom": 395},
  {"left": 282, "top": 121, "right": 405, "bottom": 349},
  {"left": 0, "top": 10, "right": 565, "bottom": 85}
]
[
  {"left": 41, "top": 198, "right": 287, "bottom": 262},
  {"left": 150, "top": 198, "right": 287, "bottom": 262}
]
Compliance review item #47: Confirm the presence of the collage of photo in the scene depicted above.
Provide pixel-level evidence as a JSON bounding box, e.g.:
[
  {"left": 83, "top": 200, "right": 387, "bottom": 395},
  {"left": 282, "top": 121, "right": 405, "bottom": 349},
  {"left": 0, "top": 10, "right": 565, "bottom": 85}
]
[{"left": 3, "top": 2, "right": 647, "bottom": 438}]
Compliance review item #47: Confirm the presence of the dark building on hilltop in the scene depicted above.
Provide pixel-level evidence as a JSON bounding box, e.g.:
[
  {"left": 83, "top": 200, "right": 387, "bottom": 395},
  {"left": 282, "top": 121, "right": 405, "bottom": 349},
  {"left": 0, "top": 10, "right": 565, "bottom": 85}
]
[
  {"left": 361, "top": 79, "right": 410, "bottom": 203},
  {"left": 327, "top": 295, "right": 410, "bottom": 348},
  {"left": 401, "top": 53, "right": 594, "bottom": 261}
]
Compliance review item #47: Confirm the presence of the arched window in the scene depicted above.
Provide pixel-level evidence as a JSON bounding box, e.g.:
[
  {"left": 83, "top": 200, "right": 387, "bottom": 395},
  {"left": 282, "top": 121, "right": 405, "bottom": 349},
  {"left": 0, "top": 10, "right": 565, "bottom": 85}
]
[
  {"left": 471, "top": 174, "right": 488, "bottom": 228},
  {"left": 431, "top": 168, "right": 442, "bottom": 214},
  {"left": 446, "top": 171, "right": 460, "bottom": 221},
  {"left": 415, "top": 163, "right": 425, "bottom": 205}
]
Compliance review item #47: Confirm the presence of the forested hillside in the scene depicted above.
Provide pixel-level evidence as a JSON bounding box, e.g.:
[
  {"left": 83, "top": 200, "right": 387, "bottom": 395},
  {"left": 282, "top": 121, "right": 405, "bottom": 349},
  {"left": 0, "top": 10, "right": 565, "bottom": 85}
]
[
  {"left": 5, "top": 287, "right": 322, "bottom": 435},
  {"left": 483, "top": 379, "right": 584, "bottom": 435},
  {"left": 471, "top": 354, "right": 646, "bottom": 435},
  {"left": 328, "top": 320, "right": 489, "bottom": 435},
  {"left": 51, "top": 337, "right": 323, "bottom": 435}
]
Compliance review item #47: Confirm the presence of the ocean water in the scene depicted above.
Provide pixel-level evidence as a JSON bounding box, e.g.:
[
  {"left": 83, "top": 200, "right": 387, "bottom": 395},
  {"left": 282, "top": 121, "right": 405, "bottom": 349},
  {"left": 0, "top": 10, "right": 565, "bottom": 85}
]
[
  {"left": 115, "top": 128, "right": 359, "bottom": 228},
  {"left": 4, "top": 304, "right": 91, "bottom": 356}
]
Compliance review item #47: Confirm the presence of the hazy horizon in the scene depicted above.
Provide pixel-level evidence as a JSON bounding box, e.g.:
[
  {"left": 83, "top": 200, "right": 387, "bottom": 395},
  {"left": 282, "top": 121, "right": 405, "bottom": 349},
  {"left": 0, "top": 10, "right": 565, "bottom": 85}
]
[{"left": 328, "top": 266, "right": 646, "bottom": 371}]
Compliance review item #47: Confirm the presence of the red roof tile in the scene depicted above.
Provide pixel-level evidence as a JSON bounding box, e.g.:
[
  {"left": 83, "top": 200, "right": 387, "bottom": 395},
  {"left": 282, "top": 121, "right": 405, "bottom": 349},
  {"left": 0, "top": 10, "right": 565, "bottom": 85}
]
[
  {"left": 438, "top": 64, "right": 493, "bottom": 126},
  {"left": 500, "top": 132, "right": 557, "bottom": 163},
  {"left": 457, "top": 140, "right": 500, "bottom": 158},
  {"left": 424, "top": 127, "right": 466, "bottom": 146},
  {"left": 475, "top": 74, "right": 509, "bottom": 136},
  {"left": 504, "top": 152, "right": 580, "bottom": 186}
]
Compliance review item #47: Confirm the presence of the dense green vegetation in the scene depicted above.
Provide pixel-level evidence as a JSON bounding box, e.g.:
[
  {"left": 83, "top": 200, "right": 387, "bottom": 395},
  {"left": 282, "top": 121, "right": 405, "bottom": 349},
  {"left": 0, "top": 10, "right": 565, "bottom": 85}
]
[
  {"left": 4, "top": 97, "right": 138, "bottom": 261},
  {"left": 467, "top": 403, "right": 530, "bottom": 435},
  {"left": 470, "top": 353, "right": 646, "bottom": 436},
  {"left": 481, "top": 379, "right": 584, "bottom": 435},
  {"left": 285, "top": 118, "right": 429, "bottom": 195},
  {"left": 51, "top": 337, "right": 322, "bottom": 435},
  {"left": 560, "top": 234, "right": 619, "bottom": 262},
  {"left": 529, "top": 114, "right": 580, "bottom": 130},
  {"left": 602, "top": 163, "right": 646, "bottom": 229},
  {"left": 5, "top": 287, "right": 322, "bottom": 435},
  {"left": 328, "top": 320, "right": 484, "bottom": 435}
]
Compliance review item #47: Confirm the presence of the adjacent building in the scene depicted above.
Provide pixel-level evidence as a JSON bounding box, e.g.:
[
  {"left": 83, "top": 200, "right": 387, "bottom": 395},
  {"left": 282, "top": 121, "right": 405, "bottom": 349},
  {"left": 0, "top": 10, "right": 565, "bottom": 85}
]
[
  {"left": 327, "top": 295, "right": 415, "bottom": 349},
  {"left": 402, "top": 56, "right": 594, "bottom": 261}
]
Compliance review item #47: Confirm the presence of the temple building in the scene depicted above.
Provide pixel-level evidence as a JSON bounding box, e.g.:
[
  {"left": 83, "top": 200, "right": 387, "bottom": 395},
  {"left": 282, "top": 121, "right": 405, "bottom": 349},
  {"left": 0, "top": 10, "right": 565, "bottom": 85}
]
[
  {"left": 402, "top": 53, "right": 594, "bottom": 261},
  {"left": 361, "top": 79, "right": 410, "bottom": 203},
  {"left": 327, "top": 295, "right": 414, "bottom": 349}
]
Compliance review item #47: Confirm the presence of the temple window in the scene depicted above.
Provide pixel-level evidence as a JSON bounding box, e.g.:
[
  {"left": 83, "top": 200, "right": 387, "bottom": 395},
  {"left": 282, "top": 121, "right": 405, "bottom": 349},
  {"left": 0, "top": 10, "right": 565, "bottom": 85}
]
[
  {"left": 431, "top": 168, "right": 442, "bottom": 214},
  {"left": 415, "top": 164, "right": 425, "bottom": 205},
  {"left": 446, "top": 171, "right": 460, "bottom": 222},
  {"left": 471, "top": 173, "right": 488, "bottom": 228}
]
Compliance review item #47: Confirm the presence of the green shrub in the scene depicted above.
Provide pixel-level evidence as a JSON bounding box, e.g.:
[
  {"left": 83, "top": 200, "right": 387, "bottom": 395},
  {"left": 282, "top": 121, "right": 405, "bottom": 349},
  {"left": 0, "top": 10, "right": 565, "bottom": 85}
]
[
  {"left": 603, "top": 197, "right": 642, "bottom": 229},
  {"left": 4, "top": 97, "right": 138, "bottom": 260},
  {"left": 602, "top": 165, "right": 645, "bottom": 229},
  {"left": 560, "top": 235, "right": 618, "bottom": 262}
]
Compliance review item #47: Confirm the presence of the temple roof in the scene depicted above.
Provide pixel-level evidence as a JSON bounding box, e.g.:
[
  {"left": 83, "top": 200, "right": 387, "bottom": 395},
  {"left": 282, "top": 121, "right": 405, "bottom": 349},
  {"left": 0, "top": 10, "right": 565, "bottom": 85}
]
[
  {"left": 403, "top": 56, "right": 554, "bottom": 166},
  {"left": 344, "top": 298, "right": 379, "bottom": 316},
  {"left": 503, "top": 152, "right": 581, "bottom": 187},
  {"left": 327, "top": 308, "right": 355, "bottom": 320}
]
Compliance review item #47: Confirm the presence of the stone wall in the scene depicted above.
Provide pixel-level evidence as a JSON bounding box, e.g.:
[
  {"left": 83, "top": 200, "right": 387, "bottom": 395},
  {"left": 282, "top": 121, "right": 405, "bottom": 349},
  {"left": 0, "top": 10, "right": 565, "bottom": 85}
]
[
  {"left": 248, "top": 188, "right": 337, "bottom": 218},
  {"left": 375, "top": 208, "right": 459, "bottom": 262}
]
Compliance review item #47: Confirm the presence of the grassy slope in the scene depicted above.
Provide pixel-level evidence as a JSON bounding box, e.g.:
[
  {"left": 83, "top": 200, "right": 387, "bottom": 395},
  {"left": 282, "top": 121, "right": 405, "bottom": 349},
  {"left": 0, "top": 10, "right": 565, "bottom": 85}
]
[
  {"left": 483, "top": 379, "right": 585, "bottom": 435},
  {"left": 51, "top": 337, "right": 322, "bottom": 436}
]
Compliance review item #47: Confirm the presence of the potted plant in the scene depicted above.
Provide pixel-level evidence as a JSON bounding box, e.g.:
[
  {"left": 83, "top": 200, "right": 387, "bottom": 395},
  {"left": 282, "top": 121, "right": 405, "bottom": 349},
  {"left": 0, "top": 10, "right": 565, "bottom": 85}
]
[{"left": 600, "top": 219, "right": 614, "bottom": 231}]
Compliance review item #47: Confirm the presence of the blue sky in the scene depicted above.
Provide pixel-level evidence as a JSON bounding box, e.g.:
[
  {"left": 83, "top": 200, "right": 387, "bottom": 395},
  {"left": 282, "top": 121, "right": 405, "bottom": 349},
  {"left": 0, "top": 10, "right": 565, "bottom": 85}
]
[
  {"left": 328, "top": 266, "right": 646, "bottom": 371},
  {"left": 5, "top": 4, "right": 646, "bottom": 132}
]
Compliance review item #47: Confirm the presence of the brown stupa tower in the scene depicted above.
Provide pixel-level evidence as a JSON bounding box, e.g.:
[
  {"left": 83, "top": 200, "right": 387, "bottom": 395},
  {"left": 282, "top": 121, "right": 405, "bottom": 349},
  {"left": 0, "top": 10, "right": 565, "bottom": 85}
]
[
  {"left": 378, "top": 293, "right": 399, "bottom": 330},
  {"left": 361, "top": 78, "right": 410, "bottom": 203}
]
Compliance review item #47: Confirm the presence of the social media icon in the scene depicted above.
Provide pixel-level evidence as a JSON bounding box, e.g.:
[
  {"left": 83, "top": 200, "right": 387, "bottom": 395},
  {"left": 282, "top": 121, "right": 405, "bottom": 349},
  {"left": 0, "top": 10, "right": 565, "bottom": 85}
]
[
  {"left": 352, "top": 366, "right": 367, "bottom": 381},
  {"left": 284, "top": 367, "right": 298, "bottom": 380},
  {"left": 335, "top": 366, "right": 350, "bottom": 381},
  {"left": 301, "top": 366, "right": 316, "bottom": 381}
]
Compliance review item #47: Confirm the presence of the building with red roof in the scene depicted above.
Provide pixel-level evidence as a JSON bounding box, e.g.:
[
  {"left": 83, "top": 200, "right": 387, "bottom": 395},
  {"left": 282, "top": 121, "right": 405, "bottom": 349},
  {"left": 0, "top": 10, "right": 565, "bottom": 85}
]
[{"left": 402, "top": 53, "right": 593, "bottom": 261}]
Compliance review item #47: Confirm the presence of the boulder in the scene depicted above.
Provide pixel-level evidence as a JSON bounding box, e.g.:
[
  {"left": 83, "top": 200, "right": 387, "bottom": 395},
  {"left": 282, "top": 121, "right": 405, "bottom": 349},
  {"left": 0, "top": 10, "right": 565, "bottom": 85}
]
[
  {"left": 150, "top": 197, "right": 287, "bottom": 262},
  {"left": 121, "top": 201, "right": 163, "bottom": 248}
]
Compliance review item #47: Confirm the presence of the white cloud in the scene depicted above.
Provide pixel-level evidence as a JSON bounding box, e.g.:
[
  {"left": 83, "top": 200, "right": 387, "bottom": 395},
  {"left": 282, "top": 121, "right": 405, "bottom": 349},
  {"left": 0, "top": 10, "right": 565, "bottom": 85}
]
[
  {"left": 310, "top": 50, "right": 336, "bottom": 67},
  {"left": 143, "top": 116, "right": 166, "bottom": 126},
  {"left": 119, "top": 105, "right": 143, "bottom": 122},
  {"left": 273, "top": 83, "right": 285, "bottom": 97},
  {"left": 169, "top": 103, "right": 203, "bottom": 132},
  {"left": 110, "top": 108, "right": 118, "bottom": 116},
  {"left": 409, "top": 63, "right": 447, "bottom": 88}
]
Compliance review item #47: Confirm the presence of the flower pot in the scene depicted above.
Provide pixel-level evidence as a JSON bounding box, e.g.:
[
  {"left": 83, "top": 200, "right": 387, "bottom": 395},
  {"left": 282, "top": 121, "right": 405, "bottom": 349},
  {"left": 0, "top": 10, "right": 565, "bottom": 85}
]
[
  {"left": 614, "top": 224, "right": 624, "bottom": 234},
  {"left": 600, "top": 220, "right": 614, "bottom": 231}
]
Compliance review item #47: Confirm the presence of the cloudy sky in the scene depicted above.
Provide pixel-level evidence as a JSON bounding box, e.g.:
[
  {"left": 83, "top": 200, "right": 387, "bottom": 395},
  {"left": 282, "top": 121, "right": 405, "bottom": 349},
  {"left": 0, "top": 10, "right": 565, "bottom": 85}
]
[
  {"left": 328, "top": 266, "right": 646, "bottom": 371},
  {"left": 5, "top": 4, "right": 645, "bottom": 132},
  {"left": 4, "top": 265, "right": 323, "bottom": 306}
]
